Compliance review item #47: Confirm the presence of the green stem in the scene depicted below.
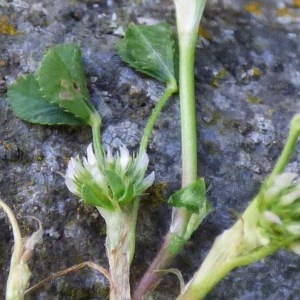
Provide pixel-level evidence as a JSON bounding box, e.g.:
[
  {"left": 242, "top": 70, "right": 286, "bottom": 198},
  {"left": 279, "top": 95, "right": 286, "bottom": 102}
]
[
  {"left": 168, "top": 31, "right": 199, "bottom": 237},
  {"left": 268, "top": 114, "right": 300, "bottom": 180},
  {"left": 139, "top": 81, "right": 177, "bottom": 154},
  {"left": 178, "top": 33, "right": 198, "bottom": 187},
  {"left": 128, "top": 198, "right": 140, "bottom": 264},
  {"left": 133, "top": 11, "right": 204, "bottom": 299},
  {"left": 90, "top": 112, "right": 105, "bottom": 165}
]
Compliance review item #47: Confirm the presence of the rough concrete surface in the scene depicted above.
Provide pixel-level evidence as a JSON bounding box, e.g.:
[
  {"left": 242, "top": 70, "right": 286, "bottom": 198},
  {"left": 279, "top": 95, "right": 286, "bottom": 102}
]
[{"left": 1, "top": 0, "right": 300, "bottom": 299}]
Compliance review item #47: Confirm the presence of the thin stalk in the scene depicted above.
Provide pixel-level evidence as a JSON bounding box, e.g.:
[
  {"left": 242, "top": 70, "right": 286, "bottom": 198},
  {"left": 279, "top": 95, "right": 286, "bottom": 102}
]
[
  {"left": 167, "top": 31, "right": 199, "bottom": 243},
  {"left": 90, "top": 112, "right": 105, "bottom": 165},
  {"left": 133, "top": 231, "right": 186, "bottom": 300},
  {"left": 268, "top": 114, "right": 300, "bottom": 180},
  {"left": 178, "top": 34, "right": 198, "bottom": 187},
  {"left": 139, "top": 81, "right": 177, "bottom": 154},
  {"left": 133, "top": 13, "right": 201, "bottom": 300},
  {"left": 128, "top": 198, "right": 141, "bottom": 264}
]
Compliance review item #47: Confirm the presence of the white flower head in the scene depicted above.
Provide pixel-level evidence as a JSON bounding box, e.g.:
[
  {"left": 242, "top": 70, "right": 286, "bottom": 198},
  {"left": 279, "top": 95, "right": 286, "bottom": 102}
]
[
  {"left": 65, "top": 144, "right": 112, "bottom": 210},
  {"left": 105, "top": 144, "right": 155, "bottom": 200},
  {"left": 257, "top": 172, "right": 300, "bottom": 250},
  {"left": 65, "top": 143, "right": 155, "bottom": 209}
]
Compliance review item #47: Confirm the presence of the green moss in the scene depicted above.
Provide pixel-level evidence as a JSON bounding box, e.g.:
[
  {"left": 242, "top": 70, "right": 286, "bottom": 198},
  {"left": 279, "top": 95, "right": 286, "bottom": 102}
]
[
  {"left": 211, "top": 68, "right": 228, "bottom": 88},
  {"left": 143, "top": 182, "right": 168, "bottom": 208},
  {"left": 247, "top": 93, "right": 263, "bottom": 104},
  {"left": 204, "top": 140, "right": 221, "bottom": 155},
  {"left": 199, "top": 108, "right": 222, "bottom": 127}
]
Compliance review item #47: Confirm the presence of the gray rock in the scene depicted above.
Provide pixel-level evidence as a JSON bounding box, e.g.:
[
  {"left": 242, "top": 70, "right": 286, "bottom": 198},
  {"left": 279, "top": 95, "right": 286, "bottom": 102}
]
[{"left": 0, "top": 0, "right": 300, "bottom": 299}]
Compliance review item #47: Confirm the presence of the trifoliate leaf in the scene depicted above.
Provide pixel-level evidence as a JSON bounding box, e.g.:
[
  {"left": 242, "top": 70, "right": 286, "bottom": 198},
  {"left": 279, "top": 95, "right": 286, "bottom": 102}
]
[
  {"left": 168, "top": 178, "right": 211, "bottom": 213},
  {"left": 38, "top": 44, "right": 94, "bottom": 124},
  {"left": 7, "top": 75, "right": 86, "bottom": 125},
  {"left": 117, "top": 22, "right": 177, "bottom": 84}
]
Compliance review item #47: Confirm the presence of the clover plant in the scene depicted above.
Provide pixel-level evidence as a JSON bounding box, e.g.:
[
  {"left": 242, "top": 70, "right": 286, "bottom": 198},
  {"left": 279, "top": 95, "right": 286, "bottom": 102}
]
[{"left": 4, "top": 0, "right": 300, "bottom": 299}]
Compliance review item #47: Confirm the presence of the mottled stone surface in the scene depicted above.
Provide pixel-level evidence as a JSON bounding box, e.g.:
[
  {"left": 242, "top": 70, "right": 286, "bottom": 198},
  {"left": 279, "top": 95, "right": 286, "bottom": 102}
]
[{"left": 1, "top": 0, "right": 300, "bottom": 299}]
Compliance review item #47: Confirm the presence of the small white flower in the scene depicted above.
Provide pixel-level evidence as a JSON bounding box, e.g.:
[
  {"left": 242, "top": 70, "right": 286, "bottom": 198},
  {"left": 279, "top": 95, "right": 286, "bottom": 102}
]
[
  {"left": 65, "top": 157, "right": 87, "bottom": 196},
  {"left": 83, "top": 144, "right": 107, "bottom": 191},
  {"left": 264, "top": 173, "right": 298, "bottom": 203},
  {"left": 286, "top": 223, "right": 300, "bottom": 236},
  {"left": 86, "top": 143, "right": 96, "bottom": 165},
  {"left": 263, "top": 211, "right": 282, "bottom": 225},
  {"left": 106, "top": 146, "right": 114, "bottom": 164},
  {"left": 280, "top": 190, "right": 300, "bottom": 206},
  {"left": 135, "top": 152, "right": 149, "bottom": 174},
  {"left": 119, "top": 144, "right": 131, "bottom": 172},
  {"left": 140, "top": 171, "right": 155, "bottom": 192}
]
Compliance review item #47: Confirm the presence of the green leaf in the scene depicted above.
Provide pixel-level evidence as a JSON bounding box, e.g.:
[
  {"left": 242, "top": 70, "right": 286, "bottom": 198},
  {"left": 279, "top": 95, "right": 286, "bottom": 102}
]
[
  {"left": 81, "top": 183, "right": 115, "bottom": 211},
  {"left": 106, "top": 170, "right": 125, "bottom": 200},
  {"left": 7, "top": 75, "right": 86, "bottom": 125},
  {"left": 119, "top": 183, "right": 134, "bottom": 205},
  {"left": 168, "top": 178, "right": 211, "bottom": 213},
  {"left": 38, "top": 44, "right": 94, "bottom": 124},
  {"left": 117, "top": 22, "right": 177, "bottom": 84}
]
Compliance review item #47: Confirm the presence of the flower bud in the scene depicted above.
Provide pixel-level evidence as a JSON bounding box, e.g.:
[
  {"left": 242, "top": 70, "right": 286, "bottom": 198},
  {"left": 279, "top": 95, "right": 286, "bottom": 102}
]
[{"left": 257, "top": 173, "right": 300, "bottom": 249}]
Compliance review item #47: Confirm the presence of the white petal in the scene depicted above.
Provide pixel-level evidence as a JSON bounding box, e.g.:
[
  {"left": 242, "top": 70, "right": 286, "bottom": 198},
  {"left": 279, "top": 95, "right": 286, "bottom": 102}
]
[
  {"left": 65, "top": 176, "right": 79, "bottom": 195},
  {"left": 83, "top": 157, "right": 89, "bottom": 169},
  {"left": 86, "top": 143, "right": 96, "bottom": 165},
  {"left": 290, "top": 242, "right": 300, "bottom": 255},
  {"left": 136, "top": 152, "right": 149, "bottom": 172},
  {"left": 140, "top": 171, "right": 155, "bottom": 190},
  {"left": 280, "top": 190, "right": 300, "bottom": 206},
  {"left": 71, "top": 157, "right": 84, "bottom": 175},
  {"left": 286, "top": 223, "right": 300, "bottom": 236},
  {"left": 273, "top": 173, "right": 298, "bottom": 191},
  {"left": 263, "top": 211, "right": 282, "bottom": 224},
  {"left": 257, "top": 230, "right": 271, "bottom": 246},
  {"left": 119, "top": 144, "right": 131, "bottom": 171},
  {"left": 90, "top": 166, "right": 106, "bottom": 186},
  {"left": 65, "top": 160, "right": 76, "bottom": 180},
  {"left": 106, "top": 146, "right": 114, "bottom": 164}
]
